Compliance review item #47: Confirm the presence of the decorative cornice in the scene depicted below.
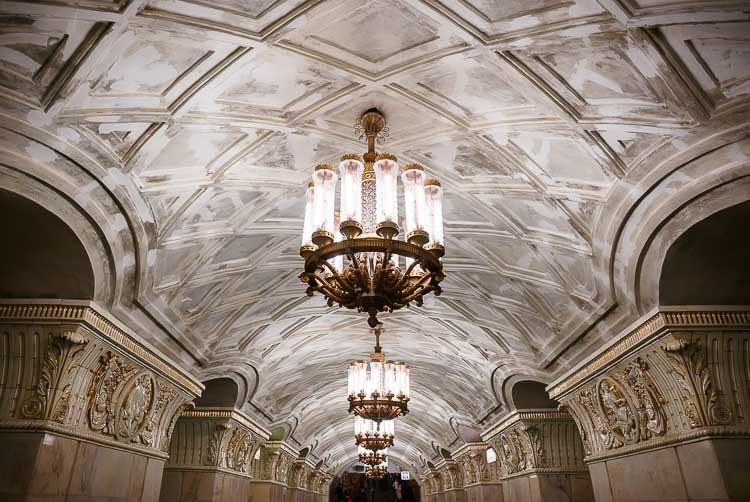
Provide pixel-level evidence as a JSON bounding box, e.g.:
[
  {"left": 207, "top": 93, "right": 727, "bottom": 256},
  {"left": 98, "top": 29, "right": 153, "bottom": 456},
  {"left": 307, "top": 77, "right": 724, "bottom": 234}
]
[
  {"left": 0, "top": 302, "right": 203, "bottom": 396},
  {"left": 482, "top": 409, "right": 570, "bottom": 441},
  {"left": 264, "top": 440, "right": 300, "bottom": 458},
  {"left": 181, "top": 407, "right": 271, "bottom": 439},
  {"left": 548, "top": 309, "right": 750, "bottom": 399}
]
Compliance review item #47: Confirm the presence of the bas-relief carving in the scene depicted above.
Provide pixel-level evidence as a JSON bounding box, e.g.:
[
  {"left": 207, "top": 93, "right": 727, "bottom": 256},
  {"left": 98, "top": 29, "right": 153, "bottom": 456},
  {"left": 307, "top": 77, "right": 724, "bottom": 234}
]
[
  {"left": 555, "top": 322, "right": 750, "bottom": 461},
  {"left": 21, "top": 330, "right": 89, "bottom": 422},
  {"left": 0, "top": 310, "right": 197, "bottom": 458},
  {"left": 485, "top": 411, "right": 586, "bottom": 480},
  {"left": 166, "top": 409, "right": 267, "bottom": 477},
  {"left": 662, "top": 337, "right": 733, "bottom": 427}
]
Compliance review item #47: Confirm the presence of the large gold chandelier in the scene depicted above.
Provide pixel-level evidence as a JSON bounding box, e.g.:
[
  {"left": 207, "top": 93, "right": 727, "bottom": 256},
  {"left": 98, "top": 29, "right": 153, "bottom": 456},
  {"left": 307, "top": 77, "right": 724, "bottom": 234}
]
[
  {"left": 299, "top": 108, "right": 445, "bottom": 328},
  {"left": 347, "top": 326, "right": 410, "bottom": 422}
]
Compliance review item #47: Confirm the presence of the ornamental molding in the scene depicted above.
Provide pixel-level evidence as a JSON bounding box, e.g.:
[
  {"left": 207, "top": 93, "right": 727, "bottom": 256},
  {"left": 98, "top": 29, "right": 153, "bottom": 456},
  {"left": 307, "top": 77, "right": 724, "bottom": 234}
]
[
  {"left": 482, "top": 410, "right": 571, "bottom": 441},
  {"left": 482, "top": 409, "right": 587, "bottom": 480},
  {"left": 0, "top": 321, "right": 196, "bottom": 458},
  {"left": 548, "top": 309, "right": 750, "bottom": 400},
  {"left": 180, "top": 407, "right": 271, "bottom": 439},
  {"left": 0, "top": 302, "right": 203, "bottom": 396},
  {"left": 552, "top": 311, "right": 750, "bottom": 462},
  {"left": 165, "top": 406, "right": 267, "bottom": 477}
]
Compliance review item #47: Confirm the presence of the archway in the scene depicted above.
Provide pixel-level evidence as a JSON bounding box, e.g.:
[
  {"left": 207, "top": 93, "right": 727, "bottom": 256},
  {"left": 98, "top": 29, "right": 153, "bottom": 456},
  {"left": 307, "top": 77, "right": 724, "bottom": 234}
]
[
  {"left": 0, "top": 188, "right": 95, "bottom": 299},
  {"left": 659, "top": 201, "right": 750, "bottom": 306}
]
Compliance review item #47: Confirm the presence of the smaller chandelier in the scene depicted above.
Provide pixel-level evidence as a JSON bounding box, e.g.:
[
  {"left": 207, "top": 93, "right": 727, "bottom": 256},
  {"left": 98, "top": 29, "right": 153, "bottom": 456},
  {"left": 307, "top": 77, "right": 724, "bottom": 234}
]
[
  {"left": 348, "top": 326, "right": 410, "bottom": 422},
  {"left": 355, "top": 416, "right": 394, "bottom": 452},
  {"left": 358, "top": 446, "right": 387, "bottom": 466},
  {"left": 366, "top": 462, "right": 388, "bottom": 480}
]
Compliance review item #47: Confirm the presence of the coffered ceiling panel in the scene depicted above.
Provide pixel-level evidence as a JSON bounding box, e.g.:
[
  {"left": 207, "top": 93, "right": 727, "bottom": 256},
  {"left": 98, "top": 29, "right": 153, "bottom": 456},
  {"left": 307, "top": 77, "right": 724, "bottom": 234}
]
[{"left": 1, "top": 0, "right": 748, "bottom": 473}]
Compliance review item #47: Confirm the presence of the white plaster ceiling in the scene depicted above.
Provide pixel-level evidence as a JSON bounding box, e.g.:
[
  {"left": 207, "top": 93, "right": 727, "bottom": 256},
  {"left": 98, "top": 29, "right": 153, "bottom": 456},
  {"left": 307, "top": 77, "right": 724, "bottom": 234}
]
[{"left": 1, "top": 0, "right": 749, "bottom": 472}]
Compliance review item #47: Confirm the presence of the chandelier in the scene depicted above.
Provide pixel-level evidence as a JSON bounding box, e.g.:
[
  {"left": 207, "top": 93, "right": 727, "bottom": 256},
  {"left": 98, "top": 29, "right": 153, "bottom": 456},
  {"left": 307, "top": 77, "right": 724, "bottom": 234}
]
[
  {"left": 355, "top": 416, "right": 394, "bottom": 452},
  {"left": 299, "top": 108, "right": 445, "bottom": 328},
  {"left": 348, "top": 326, "right": 409, "bottom": 422},
  {"left": 358, "top": 446, "right": 387, "bottom": 466},
  {"left": 366, "top": 462, "right": 388, "bottom": 480}
]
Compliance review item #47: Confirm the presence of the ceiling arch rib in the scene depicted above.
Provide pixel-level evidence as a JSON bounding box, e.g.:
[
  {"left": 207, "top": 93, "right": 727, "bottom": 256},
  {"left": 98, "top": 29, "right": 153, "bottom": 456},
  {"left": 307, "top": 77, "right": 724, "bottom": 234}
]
[{"left": 0, "top": 0, "right": 748, "bottom": 474}]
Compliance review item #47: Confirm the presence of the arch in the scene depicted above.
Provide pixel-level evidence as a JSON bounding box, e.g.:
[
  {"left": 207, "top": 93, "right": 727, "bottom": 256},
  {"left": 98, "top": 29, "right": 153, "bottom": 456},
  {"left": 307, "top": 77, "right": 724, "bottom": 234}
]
[
  {"left": 658, "top": 201, "right": 750, "bottom": 306},
  {"left": 0, "top": 188, "right": 95, "bottom": 299},
  {"left": 510, "top": 380, "right": 558, "bottom": 410},
  {"left": 194, "top": 377, "right": 240, "bottom": 408},
  {"left": 634, "top": 175, "right": 750, "bottom": 313},
  {"left": 0, "top": 119, "right": 207, "bottom": 366}
]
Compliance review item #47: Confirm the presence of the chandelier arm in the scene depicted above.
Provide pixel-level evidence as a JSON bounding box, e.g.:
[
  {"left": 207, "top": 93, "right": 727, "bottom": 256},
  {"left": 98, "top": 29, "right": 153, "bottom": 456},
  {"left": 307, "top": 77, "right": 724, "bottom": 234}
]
[
  {"left": 391, "top": 260, "right": 422, "bottom": 292},
  {"left": 347, "top": 251, "right": 370, "bottom": 292},
  {"left": 310, "top": 274, "right": 351, "bottom": 303},
  {"left": 393, "top": 273, "right": 434, "bottom": 299},
  {"left": 374, "top": 253, "right": 391, "bottom": 294},
  {"left": 320, "top": 260, "right": 357, "bottom": 295}
]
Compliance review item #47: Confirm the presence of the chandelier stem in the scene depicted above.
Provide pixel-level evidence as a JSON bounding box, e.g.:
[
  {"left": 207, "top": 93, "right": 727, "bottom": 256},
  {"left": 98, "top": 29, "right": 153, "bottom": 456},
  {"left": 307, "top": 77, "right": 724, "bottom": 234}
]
[{"left": 373, "top": 325, "right": 382, "bottom": 354}]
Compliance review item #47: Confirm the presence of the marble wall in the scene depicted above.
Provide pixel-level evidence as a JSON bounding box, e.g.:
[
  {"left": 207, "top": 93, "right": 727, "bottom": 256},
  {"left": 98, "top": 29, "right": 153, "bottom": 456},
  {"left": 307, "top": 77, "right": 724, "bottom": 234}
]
[
  {"left": 0, "top": 432, "right": 164, "bottom": 501},
  {"left": 160, "top": 470, "right": 253, "bottom": 502},
  {"left": 588, "top": 438, "right": 750, "bottom": 502}
]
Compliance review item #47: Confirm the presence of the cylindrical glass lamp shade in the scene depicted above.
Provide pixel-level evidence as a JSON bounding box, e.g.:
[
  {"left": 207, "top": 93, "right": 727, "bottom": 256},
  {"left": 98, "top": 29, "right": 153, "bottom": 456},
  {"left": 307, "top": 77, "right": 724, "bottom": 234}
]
[
  {"left": 312, "top": 164, "right": 337, "bottom": 234},
  {"left": 373, "top": 157, "right": 399, "bottom": 224},
  {"left": 338, "top": 157, "right": 364, "bottom": 223},
  {"left": 394, "top": 363, "right": 410, "bottom": 398},
  {"left": 424, "top": 179, "right": 444, "bottom": 246},
  {"left": 382, "top": 419, "right": 394, "bottom": 437},
  {"left": 401, "top": 164, "right": 427, "bottom": 234},
  {"left": 301, "top": 182, "right": 315, "bottom": 247},
  {"left": 332, "top": 211, "right": 343, "bottom": 272}
]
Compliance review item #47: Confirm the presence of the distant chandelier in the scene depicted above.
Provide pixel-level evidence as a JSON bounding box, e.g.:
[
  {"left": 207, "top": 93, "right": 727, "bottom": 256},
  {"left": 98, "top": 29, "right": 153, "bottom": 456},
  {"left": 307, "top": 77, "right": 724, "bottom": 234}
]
[
  {"left": 348, "top": 326, "right": 410, "bottom": 422},
  {"left": 355, "top": 416, "right": 394, "bottom": 452},
  {"left": 300, "top": 108, "right": 445, "bottom": 328},
  {"left": 366, "top": 462, "right": 388, "bottom": 480},
  {"left": 358, "top": 446, "right": 387, "bottom": 467}
]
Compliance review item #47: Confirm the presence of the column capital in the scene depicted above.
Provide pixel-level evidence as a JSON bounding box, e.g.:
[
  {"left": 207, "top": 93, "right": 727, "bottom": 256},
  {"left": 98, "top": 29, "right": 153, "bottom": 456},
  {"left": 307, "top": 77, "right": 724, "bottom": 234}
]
[
  {"left": 0, "top": 301, "right": 201, "bottom": 459},
  {"left": 549, "top": 308, "right": 750, "bottom": 462},
  {"left": 482, "top": 409, "right": 587, "bottom": 479},
  {"left": 165, "top": 407, "right": 268, "bottom": 477}
]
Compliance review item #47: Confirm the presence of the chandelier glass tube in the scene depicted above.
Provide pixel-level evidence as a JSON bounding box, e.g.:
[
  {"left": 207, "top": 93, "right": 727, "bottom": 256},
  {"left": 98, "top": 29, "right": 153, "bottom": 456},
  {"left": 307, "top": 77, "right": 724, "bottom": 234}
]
[{"left": 299, "top": 108, "right": 445, "bottom": 328}]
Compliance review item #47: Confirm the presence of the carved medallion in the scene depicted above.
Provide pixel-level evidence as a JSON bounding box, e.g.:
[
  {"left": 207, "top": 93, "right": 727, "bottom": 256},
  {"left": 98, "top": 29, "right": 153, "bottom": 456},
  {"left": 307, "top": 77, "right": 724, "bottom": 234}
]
[
  {"left": 115, "top": 371, "right": 156, "bottom": 442},
  {"left": 596, "top": 377, "right": 639, "bottom": 445},
  {"left": 89, "top": 352, "right": 138, "bottom": 435}
]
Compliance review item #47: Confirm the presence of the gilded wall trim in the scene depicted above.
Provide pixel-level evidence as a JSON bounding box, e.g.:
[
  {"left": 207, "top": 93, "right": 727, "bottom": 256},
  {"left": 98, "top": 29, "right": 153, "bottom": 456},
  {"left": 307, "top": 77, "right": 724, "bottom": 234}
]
[
  {"left": 549, "top": 309, "right": 750, "bottom": 399},
  {"left": 165, "top": 406, "right": 268, "bottom": 478},
  {"left": 482, "top": 409, "right": 587, "bottom": 480},
  {"left": 0, "top": 321, "right": 197, "bottom": 458},
  {"left": 548, "top": 309, "right": 750, "bottom": 462},
  {"left": 0, "top": 302, "right": 203, "bottom": 396},
  {"left": 181, "top": 407, "right": 271, "bottom": 440}
]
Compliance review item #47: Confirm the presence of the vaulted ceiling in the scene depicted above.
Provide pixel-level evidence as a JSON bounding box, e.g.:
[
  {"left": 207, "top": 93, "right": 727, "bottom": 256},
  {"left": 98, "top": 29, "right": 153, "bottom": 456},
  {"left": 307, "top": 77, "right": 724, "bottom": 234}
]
[{"left": 1, "top": 0, "right": 749, "bottom": 473}]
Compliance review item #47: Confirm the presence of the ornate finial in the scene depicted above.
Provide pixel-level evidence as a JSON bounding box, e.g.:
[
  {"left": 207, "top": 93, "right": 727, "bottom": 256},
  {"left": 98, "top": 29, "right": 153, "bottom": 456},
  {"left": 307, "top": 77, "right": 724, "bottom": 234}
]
[{"left": 354, "top": 108, "right": 389, "bottom": 153}]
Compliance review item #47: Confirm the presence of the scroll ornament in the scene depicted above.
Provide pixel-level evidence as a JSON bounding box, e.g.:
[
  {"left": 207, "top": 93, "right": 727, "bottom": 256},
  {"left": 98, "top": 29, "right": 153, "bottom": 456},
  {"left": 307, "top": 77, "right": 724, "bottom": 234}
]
[{"left": 22, "top": 330, "right": 89, "bottom": 422}]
